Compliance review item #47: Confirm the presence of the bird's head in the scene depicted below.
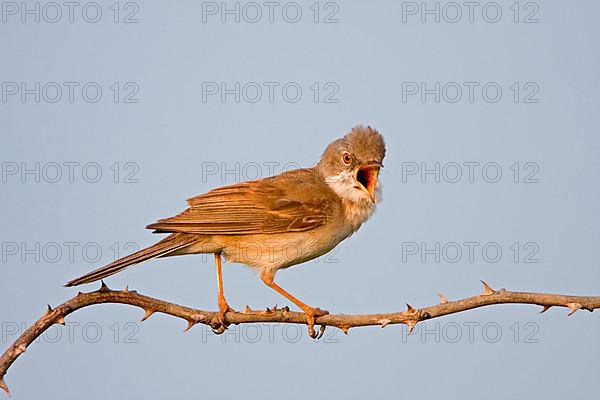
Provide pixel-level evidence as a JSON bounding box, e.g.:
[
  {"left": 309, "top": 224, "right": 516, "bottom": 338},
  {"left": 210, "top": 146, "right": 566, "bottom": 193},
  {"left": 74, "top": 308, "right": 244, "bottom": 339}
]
[{"left": 318, "top": 126, "right": 386, "bottom": 204}]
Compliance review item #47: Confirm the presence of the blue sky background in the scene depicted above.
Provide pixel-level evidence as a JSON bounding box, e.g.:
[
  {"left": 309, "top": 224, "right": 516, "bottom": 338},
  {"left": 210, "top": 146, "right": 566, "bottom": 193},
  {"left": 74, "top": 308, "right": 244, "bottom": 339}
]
[{"left": 1, "top": 1, "right": 599, "bottom": 398}]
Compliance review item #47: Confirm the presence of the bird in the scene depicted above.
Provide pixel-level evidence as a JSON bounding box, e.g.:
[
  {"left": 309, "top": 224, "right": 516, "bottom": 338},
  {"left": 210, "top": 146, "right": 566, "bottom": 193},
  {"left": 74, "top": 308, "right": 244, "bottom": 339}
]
[{"left": 66, "top": 126, "right": 386, "bottom": 337}]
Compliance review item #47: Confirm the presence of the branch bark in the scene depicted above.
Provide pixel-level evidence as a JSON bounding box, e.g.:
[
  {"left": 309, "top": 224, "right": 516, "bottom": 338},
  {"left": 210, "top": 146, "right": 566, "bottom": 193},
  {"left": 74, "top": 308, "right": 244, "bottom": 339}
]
[{"left": 1, "top": 280, "right": 598, "bottom": 397}]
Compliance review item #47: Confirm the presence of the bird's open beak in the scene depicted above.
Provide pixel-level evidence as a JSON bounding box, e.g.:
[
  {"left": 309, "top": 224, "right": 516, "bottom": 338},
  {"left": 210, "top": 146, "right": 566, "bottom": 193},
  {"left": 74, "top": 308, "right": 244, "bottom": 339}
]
[{"left": 356, "top": 162, "right": 382, "bottom": 201}]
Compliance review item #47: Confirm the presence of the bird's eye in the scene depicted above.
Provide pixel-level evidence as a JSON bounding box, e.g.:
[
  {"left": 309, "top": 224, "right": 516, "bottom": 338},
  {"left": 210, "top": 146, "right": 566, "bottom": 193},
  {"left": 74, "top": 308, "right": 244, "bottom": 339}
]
[{"left": 342, "top": 152, "right": 352, "bottom": 165}]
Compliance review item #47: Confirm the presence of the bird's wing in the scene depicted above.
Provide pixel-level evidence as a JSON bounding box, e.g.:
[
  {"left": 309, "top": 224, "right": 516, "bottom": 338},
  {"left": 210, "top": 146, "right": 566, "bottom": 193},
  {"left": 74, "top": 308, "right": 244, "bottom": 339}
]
[{"left": 146, "top": 170, "right": 336, "bottom": 235}]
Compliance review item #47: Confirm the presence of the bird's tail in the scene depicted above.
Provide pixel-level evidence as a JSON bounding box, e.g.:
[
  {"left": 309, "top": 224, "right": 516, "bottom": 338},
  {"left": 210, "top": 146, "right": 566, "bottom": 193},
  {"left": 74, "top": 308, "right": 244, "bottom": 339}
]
[{"left": 64, "top": 234, "right": 198, "bottom": 287}]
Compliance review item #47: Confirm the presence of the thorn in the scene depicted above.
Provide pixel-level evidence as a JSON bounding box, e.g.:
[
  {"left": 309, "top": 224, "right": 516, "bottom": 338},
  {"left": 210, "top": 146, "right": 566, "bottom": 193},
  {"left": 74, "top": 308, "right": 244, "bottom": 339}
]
[
  {"left": 56, "top": 316, "right": 66, "bottom": 325},
  {"left": 244, "top": 305, "right": 252, "bottom": 313},
  {"left": 46, "top": 304, "right": 53, "bottom": 315},
  {"left": 124, "top": 285, "right": 129, "bottom": 293},
  {"left": 339, "top": 326, "right": 350, "bottom": 335},
  {"left": 183, "top": 320, "right": 196, "bottom": 332},
  {"left": 480, "top": 280, "right": 494, "bottom": 296},
  {"left": 282, "top": 306, "right": 289, "bottom": 312},
  {"left": 99, "top": 280, "right": 110, "bottom": 293},
  {"left": 567, "top": 303, "right": 582, "bottom": 316},
  {"left": 406, "top": 320, "right": 417, "bottom": 335},
  {"left": 378, "top": 319, "right": 391, "bottom": 328},
  {"left": 403, "top": 304, "right": 417, "bottom": 316},
  {"left": 0, "top": 376, "right": 11, "bottom": 398},
  {"left": 265, "top": 307, "right": 272, "bottom": 313},
  {"left": 77, "top": 291, "right": 83, "bottom": 296},
  {"left": 141, "top": 308, "right": 155, "bottom": 322},
  {"left": 540, "top": 305, "right": 552, "bottom": 314},
  {"left": 437, "top": 293, "right": 448, "bottom": 304},
  {"left": 14, "top": 344, "right": 26, "bottom": 356}
]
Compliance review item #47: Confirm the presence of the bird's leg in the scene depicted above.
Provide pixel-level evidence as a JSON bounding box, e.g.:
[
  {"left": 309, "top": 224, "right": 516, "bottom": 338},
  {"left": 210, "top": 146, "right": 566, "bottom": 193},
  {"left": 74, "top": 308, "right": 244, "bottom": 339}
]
[
  {"left": 260, "top": 269, "right": 328, "bottom": 338},
  {"left": 214, "top": 252, "right": 234, "bottom": 329}
]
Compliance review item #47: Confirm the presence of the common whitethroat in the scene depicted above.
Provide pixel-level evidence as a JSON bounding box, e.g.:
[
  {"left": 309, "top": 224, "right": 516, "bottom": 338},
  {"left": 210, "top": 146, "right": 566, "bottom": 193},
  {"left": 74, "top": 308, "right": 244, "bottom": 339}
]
[{"left": 67, "top": 126, "right": 386, "bottom": 337}]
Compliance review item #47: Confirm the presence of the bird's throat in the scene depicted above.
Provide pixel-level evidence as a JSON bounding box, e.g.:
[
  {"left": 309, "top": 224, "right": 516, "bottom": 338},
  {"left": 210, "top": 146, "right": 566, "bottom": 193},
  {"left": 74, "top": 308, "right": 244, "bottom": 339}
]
[
  {"left": 324, "top": 171, "right": 377, "bottom": 232},
  {"left": 342, "top": 198, "right": 376, "bottom": 233}
]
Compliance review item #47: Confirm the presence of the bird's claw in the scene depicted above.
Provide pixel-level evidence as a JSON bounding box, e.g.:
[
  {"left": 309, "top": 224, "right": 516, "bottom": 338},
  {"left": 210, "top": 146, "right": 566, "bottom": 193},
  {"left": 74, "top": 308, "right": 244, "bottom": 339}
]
[
  {"left": 211, "top": 324, "right": 227, "bottom": 335},
  {"left": 212, "top": 301, "right": 235, "bottom": 334},
  {"left": 305, "top": 307, "right": 329, "bottom": 339},
  {"left": 316, "top": 324, "right": 326, "bottom": 340}
]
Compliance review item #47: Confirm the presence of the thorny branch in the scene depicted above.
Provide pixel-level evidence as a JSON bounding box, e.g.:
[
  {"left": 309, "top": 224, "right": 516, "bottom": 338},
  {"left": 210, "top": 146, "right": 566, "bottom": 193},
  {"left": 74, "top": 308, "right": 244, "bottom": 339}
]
[{"left": 1, "top": 280, "right": 599, "bottom": 397}]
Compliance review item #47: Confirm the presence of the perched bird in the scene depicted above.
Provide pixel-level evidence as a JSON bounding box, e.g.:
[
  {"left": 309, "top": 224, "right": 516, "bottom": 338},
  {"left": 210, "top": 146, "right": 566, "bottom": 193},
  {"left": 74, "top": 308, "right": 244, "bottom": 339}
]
[{"left": 66, "top": 126, "right": 386, "bottom": 337}]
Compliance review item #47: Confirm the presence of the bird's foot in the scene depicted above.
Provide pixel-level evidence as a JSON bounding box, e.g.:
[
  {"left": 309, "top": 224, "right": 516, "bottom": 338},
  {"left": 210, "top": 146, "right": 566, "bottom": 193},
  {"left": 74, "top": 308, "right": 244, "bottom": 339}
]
[
  {"left": 304, "top": 307, "right": 329, "bottom": 339},
  {"left": 212, "top": 298, "right": 235, "bottom": 334}
]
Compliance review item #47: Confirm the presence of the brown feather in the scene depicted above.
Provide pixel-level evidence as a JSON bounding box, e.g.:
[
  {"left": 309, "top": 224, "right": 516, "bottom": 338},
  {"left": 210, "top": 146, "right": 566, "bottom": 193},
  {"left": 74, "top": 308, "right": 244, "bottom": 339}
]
[
  {"left": 64, "top": 234, "right": 198, "bottom": 286},
  {"left": 146, "top": 168, "right": 337, "bottom": 235}
]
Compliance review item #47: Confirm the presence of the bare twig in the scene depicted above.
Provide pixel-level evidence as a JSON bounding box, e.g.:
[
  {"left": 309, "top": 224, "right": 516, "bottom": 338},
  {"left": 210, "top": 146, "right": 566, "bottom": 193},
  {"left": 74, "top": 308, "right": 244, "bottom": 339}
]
[{"left": 1, "top": 280, "right": 598, "bottom": 397}]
